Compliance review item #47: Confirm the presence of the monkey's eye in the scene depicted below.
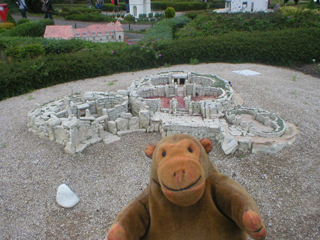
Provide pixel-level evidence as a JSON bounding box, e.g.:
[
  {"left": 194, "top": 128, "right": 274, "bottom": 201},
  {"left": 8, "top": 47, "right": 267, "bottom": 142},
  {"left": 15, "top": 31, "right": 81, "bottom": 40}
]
[
  {"left": 162, "top": 151, "right": 166, "bottom": 157},
  {"left": 188, "top": 147, "right": 193, "bottom": 153}
]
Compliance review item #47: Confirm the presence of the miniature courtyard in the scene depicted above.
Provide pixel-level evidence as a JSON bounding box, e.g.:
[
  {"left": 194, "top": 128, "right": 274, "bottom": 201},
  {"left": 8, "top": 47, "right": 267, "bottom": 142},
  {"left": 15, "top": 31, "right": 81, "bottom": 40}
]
[{"left": 28, "top": 71, "right": 298, "bottom": 155}]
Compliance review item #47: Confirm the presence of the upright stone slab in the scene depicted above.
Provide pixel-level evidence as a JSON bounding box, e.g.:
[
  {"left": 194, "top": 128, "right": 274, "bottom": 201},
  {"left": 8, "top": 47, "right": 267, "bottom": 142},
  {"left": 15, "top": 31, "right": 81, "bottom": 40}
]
[
  {"left": 139, "top": 110, "right": 150, "bottom": 129},
  {"left": 107, "top": 121, "right": 117, "bottom": 135},
  {"left": 116, "top": 118, "right": 129, "bottom": 131},
  {"left": 129, "top": 117, "right": 139, "bottom": 130}
]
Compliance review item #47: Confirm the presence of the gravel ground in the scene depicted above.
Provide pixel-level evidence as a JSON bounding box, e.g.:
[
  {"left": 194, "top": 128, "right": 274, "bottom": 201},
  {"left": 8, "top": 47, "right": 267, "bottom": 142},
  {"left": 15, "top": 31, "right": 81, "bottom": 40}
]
[{"left": 0, "top": 63, "right": 319, "bottom": 240}]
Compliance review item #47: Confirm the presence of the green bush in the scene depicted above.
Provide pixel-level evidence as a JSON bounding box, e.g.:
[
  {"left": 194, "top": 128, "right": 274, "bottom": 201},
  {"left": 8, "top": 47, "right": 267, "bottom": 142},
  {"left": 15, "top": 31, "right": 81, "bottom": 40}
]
[
  {"left": 207, "top": 0, "right": 225, "bottom": 9},
  {"left": 0, "top": 36, "right": 106, "bottom": 57},
  {"left": 16, "top": 18, "right": 31, "bottom": 25},
  {"left": 102, "top": 3, "right": 126, "bottom": 11},
  {"left": 124, "top": 14, "right": 135, "bottom": 23},
  {"left": 184, "top": 11, "right": 199, "bottom": 20},
  {"left": 165, "top": 7, "right": 176, "bottom": 19},
  {"left": 154, "top": 12, "right": 164, "bottom": 19},
  {"left": 143, "top": 15, "right": 191, "bottom": 41},
  {"left": 5, "top": 43, "right": 45, "bottom": 59},
  {"left": 0, "top": 19, "right": 54, "bottom": 37}
]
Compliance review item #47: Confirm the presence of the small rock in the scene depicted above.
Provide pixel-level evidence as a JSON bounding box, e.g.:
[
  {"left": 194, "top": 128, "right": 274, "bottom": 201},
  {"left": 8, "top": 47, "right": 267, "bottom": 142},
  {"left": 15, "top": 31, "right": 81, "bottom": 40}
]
[{"left": 56, "top": 184, "right": 80, "bottom": 208}]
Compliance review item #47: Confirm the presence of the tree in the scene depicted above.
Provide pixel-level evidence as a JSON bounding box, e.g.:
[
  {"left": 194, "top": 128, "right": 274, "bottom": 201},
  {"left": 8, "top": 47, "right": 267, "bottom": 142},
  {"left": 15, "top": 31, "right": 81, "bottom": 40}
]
[{"left": 165, "top": 7, "right": 175, "bottom": 19}]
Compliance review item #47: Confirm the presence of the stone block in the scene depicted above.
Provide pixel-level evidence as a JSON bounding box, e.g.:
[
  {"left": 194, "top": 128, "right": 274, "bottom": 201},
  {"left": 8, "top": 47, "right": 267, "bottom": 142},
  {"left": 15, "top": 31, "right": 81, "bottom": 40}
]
[
  {"left": 107, "top": 121, "right": 117, "bottom": 135},
  {"left": 117, "top": 130, "right": 133, "bottom": 136},
  {"left": 139, "top": 110, "right": 150, "bottom": 129},
  {"left": 115, "top": 118, "right": 129, "bottom": 131},
  {"left": 129, "top": 117, "right": 139, "bottom": 130},
  {"left": 222, "top": 139, "right": 238, "bottom": 155},
  {"left": 238, "top": 139, "right": 252, "bottom": 152},
  {"left": 120, "top": 113, "right": 132, "bottom": 119}
]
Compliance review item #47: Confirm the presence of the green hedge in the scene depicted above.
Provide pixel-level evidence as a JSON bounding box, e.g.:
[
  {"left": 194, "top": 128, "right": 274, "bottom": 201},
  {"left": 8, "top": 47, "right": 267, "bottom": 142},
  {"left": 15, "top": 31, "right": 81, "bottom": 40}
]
[
  {"left": 64, "top": 13, "right": 114, "bottom": 21},
  {"left": 0, "top": 37, "right": 105, "bottom": 58},
  {"left": 102, "top": 3, "right": 126, "bottom": 11},
  {"left": 151, "top": 2, "right": 207, "bottom": 11},
  {"left": 0, "top": 44, "right": 159, "bottom": 100},
  {"left": 143, "top": 16, "right": 191, "bottom": 41},
  {"left": 0, "top": 19, "right": 54, "bottom": 37},
  {"left": 176, "top": 9, "right": 320, "bottom": 38},
  {"left": 1, "top": 28, "right": 319, "bottom": 101},
  {"left": 153, "top": 28, "right": 320, "bottom": 66}
]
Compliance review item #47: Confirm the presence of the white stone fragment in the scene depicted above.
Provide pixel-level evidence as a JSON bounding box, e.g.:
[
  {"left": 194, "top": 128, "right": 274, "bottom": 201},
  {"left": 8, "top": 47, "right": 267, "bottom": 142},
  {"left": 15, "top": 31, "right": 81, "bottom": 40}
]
[
  {"left": 56, "top": 184, "right": 80, "bottom": 208},
  {"left": 139, "top": 110, "right": 150, "bottom": 129},
  {"left": 107, "top": 121, "right": 117, "bottom": 135},
  {"left": 129, "top": 117, "right": 139, "bottom": 130},
  {"left": 116, "top": 118, "right": 129, "bottom": 131}
]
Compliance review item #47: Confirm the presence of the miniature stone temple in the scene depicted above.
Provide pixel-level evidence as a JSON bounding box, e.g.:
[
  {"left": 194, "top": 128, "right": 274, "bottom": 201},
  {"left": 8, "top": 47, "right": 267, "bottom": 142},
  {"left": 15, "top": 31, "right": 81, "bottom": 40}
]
[
  {"left": 28, "top": 71, "right": 298, "bottom": 155},
  {"left": 129, "top": 0, "right": 151, "bottom": 18}
]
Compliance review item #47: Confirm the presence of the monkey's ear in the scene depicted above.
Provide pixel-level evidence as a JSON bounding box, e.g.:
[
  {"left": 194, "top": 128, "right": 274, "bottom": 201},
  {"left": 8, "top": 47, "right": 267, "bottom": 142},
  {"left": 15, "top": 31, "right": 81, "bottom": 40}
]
[
  {"left": 145, "top": 144, "right": 157, "bottom": 159},
  {"left": 199, "top": 138, "right": 213, "bottom": 154}
]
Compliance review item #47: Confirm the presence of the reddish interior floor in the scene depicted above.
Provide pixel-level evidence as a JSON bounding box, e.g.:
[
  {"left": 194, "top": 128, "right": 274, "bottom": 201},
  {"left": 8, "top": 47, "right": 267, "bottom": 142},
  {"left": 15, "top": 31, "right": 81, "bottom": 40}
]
[
  {"left": 149, "top": 95, "right": 217, "bottom": 109},
  {"left": 148, "top": 85, "right": 217, "bottom": 109}
]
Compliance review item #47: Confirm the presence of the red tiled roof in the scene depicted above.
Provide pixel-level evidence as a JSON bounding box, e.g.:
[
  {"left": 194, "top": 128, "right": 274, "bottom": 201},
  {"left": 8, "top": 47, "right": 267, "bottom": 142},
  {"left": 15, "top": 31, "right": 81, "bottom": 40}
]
[
  {"left": 44, "top": 21, "right": 123, "bottom": 39},
  {"left": 44, "top": 25, "right": 73, "bottom": 39}
]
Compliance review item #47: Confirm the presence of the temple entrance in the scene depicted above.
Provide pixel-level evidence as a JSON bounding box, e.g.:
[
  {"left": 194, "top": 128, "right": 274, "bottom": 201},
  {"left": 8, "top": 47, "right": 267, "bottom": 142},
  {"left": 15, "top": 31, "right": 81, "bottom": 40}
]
[{"left": 173, "top": 78, "right": 186, "bottom": 85}]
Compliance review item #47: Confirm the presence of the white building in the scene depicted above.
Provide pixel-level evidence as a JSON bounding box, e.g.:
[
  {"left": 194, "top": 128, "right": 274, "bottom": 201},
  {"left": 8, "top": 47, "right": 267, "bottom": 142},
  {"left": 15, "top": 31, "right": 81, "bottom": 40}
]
[
  {"left": 129, "top": 0, "right": 151, "bottom": 18},
  {"left": 225, "top": 0, "right": 268, "bottom": 13},
  {"left": 44, "top": 21, "right": 124, "bottom": 43}
]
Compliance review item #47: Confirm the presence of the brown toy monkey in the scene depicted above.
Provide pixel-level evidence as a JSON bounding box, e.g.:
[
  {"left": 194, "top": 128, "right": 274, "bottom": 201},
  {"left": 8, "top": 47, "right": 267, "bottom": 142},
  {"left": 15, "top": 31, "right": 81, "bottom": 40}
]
[{"left": 107, "top": 134, "right": 266, "bottom": 240}]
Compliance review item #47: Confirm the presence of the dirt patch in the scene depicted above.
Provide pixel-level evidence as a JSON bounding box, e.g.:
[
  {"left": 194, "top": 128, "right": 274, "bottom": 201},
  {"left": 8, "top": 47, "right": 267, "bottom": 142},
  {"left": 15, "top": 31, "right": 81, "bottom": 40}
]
[{"left": 288, "top": 64, "right": 320, "bottom": 79}]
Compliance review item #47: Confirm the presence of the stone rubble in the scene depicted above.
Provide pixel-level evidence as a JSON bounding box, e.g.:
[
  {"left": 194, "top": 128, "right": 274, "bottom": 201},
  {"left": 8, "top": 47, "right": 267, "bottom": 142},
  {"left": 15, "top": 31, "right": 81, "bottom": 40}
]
[{"left": 28, "top": 71, "right": 298, "bottom": 155}]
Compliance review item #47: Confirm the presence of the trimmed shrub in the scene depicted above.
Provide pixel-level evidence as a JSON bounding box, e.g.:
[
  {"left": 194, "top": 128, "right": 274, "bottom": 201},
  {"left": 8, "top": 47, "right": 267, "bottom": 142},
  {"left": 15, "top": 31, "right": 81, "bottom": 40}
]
[
  {"left": 5, "top": 43, "right": 45, "bottom": 59},
  {"left": 102, "top": 3, "right": 126, "bottom": 11},
  {"left": 0, "top": 19, "right": 54, "bottom": 37},
  {"left": 184, "top": 11, "right": 199, "bottom": 20},
  {"left": 16, "top": 18, "right": 31, "bottom": 25},
  {"left": 124, "top": 14, "right": 135, "bottom": 23},
  {"left": 165, "top": 7, "right": 176, "bottom": 19},
  {"left": 153, "top": 28, "right": 320, "bottom": 67},
  {"left": 0, "top": 44, "right": 159, "bottom": 100},
  {"left": 65, "top": 13, "right": 114, "bottom": 21},
  {"left": 143, "top": 15, "right": 191, "bottom": 41},
  {"left": 207, "top": 0, "right": 225, "bottom": 9},
  {"left": 0, "top": 22, "right": 15, "bottom": 30},
  {"left": 0, "top": 36, "right": 106, "bottom": 56},
  {"left": 176, "top": 10, "right": 320, "bottom": 39}
]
